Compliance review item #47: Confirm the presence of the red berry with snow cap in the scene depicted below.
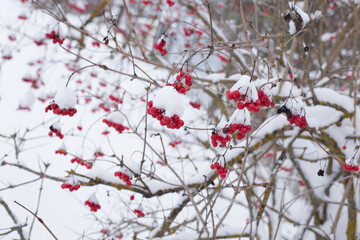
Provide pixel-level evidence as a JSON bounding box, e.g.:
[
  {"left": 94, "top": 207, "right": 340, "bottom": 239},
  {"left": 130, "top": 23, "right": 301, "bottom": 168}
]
[
  {"left": 45, "top": 88, "right": 77, "bottom": 117},
  {"left": 147, "top": 86, "right": 185, "bottom": 129},
  {"left": 61, "top": 175, "right": 80, "bottom": 192},
  {"left": 85, "top": 194, "right": 101, "bottom": 212},
  {"left": 103, "top": 112, "right": 129, "bottom": 134}
]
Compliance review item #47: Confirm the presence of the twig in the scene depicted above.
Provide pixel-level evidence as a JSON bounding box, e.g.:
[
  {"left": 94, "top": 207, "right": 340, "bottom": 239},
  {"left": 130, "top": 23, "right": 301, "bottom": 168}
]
[{"left": 14, "top": 201, "right": 58, "bottom": 240}]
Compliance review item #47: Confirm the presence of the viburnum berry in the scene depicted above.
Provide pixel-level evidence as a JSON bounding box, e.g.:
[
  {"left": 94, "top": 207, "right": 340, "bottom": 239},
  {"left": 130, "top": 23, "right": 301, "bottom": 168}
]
[
  {"left": 211, "top": 130, "right": 231, "bottom": 148},
  {"left": 147, "top": 86, "right": 185, "bottom": 129},
  {"left": 85, "top": 194, "right": 101, "bottom": 212},
  {"left": 92, "top": 41, "right": 100, "bottom": 47},
  {"left": 142, "top": 0, "right": 151, "bottom": 5},
  {"left": 130, "top": 195, "right": 135, "bottom": 201},
  {"left": 102, "top": 130, "right": 110, "bottom": 135},
  {"left": 61, "top": 175, "right": 80, "bottom": 192},
  {"left": 94, "top": 151, "right": 104, "bottom": 158},
  {"left": 109, "top": 95, "right": 123, "bottom": 104},
  {"left": 55, "top": 147, "right": 67, "bottom": 156},
  {"left": 147, "top": 101, "right": 184, "bottom": 129},
  {"left": 22, "top": 75, "right": 39, "bottom": 89},
  {"left": 317, "top": 169, "right": 325, "bottom": 176},
  {"left": 114, "top": 170, "right": 133, "bottom": 186},
  {"left": 227, "top": 123, "right": 252, "bottom": 140},
  {"left": 169, "top": 140, "right": 182, "bottom": 148},
  {"left": 287, "top": 115, "right": 308, "bottom": 129},
  {"left": 257, "top": 89, "right": 275, "bottom": 108},
  {"left": 343, "top": 158, "right": 359, "bottom": 172},
  {"left": 103, "top": 112, "right": 128, "bottom": 133},
  {"left": 45, "top": 102, "right": 77, "bottom": 116},
  {"left": 45, "top": 88, "right": 77, "bottom": 117},
  {"left": 45, "top": 30, "right": 65, "bottom": 45},
  {"left": 115, "top": 234, "right": 123, "bottom": 239},
  {"left": 167, "top": 72, "right": 192, "bottom": 95},
  {"left": 183, "top": 27, "right": 194, "bottom": 37},
  {"left": 210, "top": 157, "right": 228, "bottom": 179},
  {"left": 226, "top": 76, "right": 261, "bottom": 113},
  {"left": 49, "top": 122, "right": 64, "bottom": 139},
  {"left": 134, "top": 209, "right": 145, "bottom": 217},
  {"left": 226, "top": 89, "right": 260, "bottom": 113},
  {"left": 156, "top": 160, "right": 165, "bottom": 166},
  {"left": 71, "top": 157, "right": 92, "bottom": 169},
  {"left": 189, "top": 101, "right": 201, "bottom": 109},
  {"left": 103, "top": 113, "right": 129, "bottom": 134},
  {"left": 342, "top": 145, "right": 347, "bottom": 150},
  {"left": 166, "top": 0, "right": 175, "bottom": 7},
  {"left": 278, "top": 98, "right": 308, "bottom": 129},
  {"left": 153, "top": 38, "right": 167, "bottom": 56}
]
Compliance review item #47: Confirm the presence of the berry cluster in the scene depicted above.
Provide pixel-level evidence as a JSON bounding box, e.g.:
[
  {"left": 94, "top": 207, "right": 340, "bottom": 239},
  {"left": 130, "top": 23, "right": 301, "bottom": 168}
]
[
  {"left": 55, "top": 148, "right": 67, "bottom": 155},
  {"left": 114, "top": 171, "right": 132, "bottom": 186},
  {"left": 343, "top": 161, "right": 359, "bottom": 172},
  {"left": 166, "top": 0, "right": 175, "bottom": 7},
  {"left": 94, "top": 151, "right": 104, "bottom": 158},
  {"left": 34, "top": 39, "right": 46, "bottom": 46},
  {"left": 61, "top": 177, "right": 80, "bottom": 192},
  {"left": 71, "top": 157, "right": 92, "bottom": 169},
  {"left": 147, "top": 101, "right": 184, "bottom": 129},
  {"left": 134, "top": 209, "right": 145, "bottom": 217},
  {"left": 287, "top": 115, "right": 308, "bottom": 129},
  {"left": 226, "top": 90, "right": 260, "bottom": 113},
  {"left": 103, "top": 119, "right": 129, "bottom": 134},
  {"left": 226, "top": 123, "right": 252, "bottom": 140},
  {"left": 183, "top": 27, "right": 194, "bottom": 37},
  {"left": 210, "top": 162, "right": 228, "bottom": 179},
  {"left": 211, "top": 132, "right": 231, "bottom": 148},
  {"left": 169, "top": 140, "right": 182, "bottom": 148},
  {"left": 278, "top": 105, "right": 308, "bottom": 129},
  {"left": 22, "top": 76, "right": 39, "bottom": 89},
  {"left": 85, "top": 200, "right": 101, "bottom": 212},
  {"left": 189, "top": 101, "right": 201, "bottom": 109},
  {"left": 45, "top": 102, "right": 77, "bottom": 117},
  {"left": 109, "top": 95, "right": 123, "bottom": 104},
  {"left": 61, "top": 183, "right": 80, "bottom": 191},
  {"left": 153, "top": 39, "right": 167, "bottom": 56},
  {"left": 49, "top": 125, "right": 64, "bottom": 139},
  {"left": 45, "top": 30, "right": 65, "bottom": 45},
  {"left": 257, "top": 90, "right": 275, "bottom": 107},
  {"left": 167, "top": 72, "right": 192, "bottom": 94}
]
